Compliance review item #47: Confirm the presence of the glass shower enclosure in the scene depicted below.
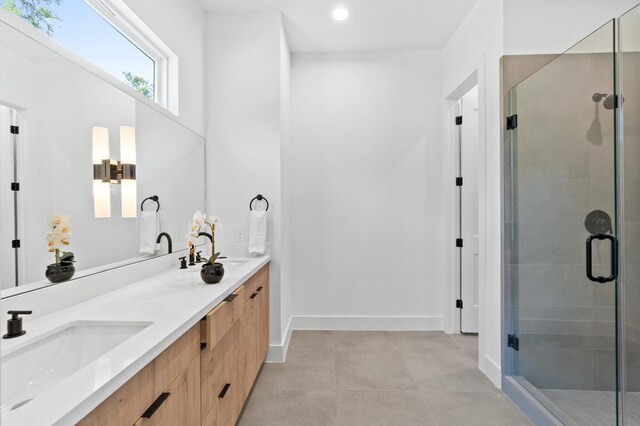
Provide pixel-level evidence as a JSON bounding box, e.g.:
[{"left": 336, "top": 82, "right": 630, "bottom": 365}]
[{"left": 503, "top": 6, "right": 640, "bottom": 425}]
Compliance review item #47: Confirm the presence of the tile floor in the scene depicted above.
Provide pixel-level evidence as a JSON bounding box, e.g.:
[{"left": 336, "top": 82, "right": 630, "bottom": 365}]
[{"left": 238, "top": 331, "right": 531, "bottom": 426}]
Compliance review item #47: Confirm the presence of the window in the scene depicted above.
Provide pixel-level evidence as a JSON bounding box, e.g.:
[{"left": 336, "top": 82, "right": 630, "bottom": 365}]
[{"left": 0, "top": 0, "right": 177, "bottom": 112}]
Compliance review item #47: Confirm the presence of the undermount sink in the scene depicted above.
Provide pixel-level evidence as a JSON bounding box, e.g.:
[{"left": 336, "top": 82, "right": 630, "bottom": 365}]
[
  {"left": 221, "top": 258, "right": 250, "bottom": 267},
  {"left": 0, "top": 320, "right": 151, "bottom": 413}
]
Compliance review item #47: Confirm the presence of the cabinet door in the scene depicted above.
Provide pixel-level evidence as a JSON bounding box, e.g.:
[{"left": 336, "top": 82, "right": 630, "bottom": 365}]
[
  {"left": 203, "top": 284, "right": 245, "bottom": 349},
  {"left": 239, "top": 288, "right": 255, "bottom": 396},
  {"left": 258, "top": 278, "right": 270, "bottom": 363},
  {"left": 201, "top": 323, "right": 235, "bottom": 423},
  {"left": 134, "top": 354, "right": 201, "bottom": 426}
]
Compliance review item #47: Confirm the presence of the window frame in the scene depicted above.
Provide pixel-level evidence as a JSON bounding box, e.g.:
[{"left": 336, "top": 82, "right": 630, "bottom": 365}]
[{"left": 83, "top": 0, "right": 178, "bottom": 113}]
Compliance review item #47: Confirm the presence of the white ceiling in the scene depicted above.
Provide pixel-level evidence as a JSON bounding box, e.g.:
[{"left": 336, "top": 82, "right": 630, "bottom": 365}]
[{"left": 198, "top": 0, "right": 479, "bottom": 53}]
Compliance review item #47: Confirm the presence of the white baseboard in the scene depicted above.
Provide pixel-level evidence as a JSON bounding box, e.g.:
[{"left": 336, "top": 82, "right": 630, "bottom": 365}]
[
  {"left": 481, "top": 354, "right": 502, "bottom": 388},
  {"left": 291, "top": 315, "right": 443, "bottom": 331},
  {"left": 265, "top": 316, "right": 293, "bottom": 363}
]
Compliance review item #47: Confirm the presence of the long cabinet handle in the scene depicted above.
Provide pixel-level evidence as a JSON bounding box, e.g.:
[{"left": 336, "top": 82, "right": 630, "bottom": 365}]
[
  {"left": 219, "top": 383, "right": 231, "bottom": 399},
  {"left": 141, "top": 392, "right": 171, "bottom": 418},
  {"left": 224, "top": 293, "right": 238, "bottom": 303},
  {"left": 256, "top": 286, "right": 263, "bottom": 292},
  {"left": 250, "top": 292, "right": 258, "bottom": 299}
]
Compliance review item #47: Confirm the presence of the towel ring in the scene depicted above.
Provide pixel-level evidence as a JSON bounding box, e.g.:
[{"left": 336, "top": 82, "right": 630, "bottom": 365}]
[
  {"left": 249, "top": 194, "right": 269, "bottom": 211},
  {"left": 141, "top": 195, "right": 160, "bottom": 212}
]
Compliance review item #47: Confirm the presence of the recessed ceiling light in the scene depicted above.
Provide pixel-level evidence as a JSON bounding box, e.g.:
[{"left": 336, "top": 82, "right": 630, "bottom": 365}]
[{"left": 332, "top": 7, "right": 350, "bottom": 21}]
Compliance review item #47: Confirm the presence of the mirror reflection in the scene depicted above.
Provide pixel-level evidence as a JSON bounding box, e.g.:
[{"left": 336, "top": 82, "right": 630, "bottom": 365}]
[{"left": 0, "top": 21, "right": 205, "bottom": 292}]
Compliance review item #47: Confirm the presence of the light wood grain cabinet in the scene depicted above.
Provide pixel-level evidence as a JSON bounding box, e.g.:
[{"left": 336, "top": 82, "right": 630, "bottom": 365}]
[
  {"left": 200, "top": 264, "right": 270, "bottom": 425},
  {"left": 78, "top": 323, "right": 201, "bottom": 426},
  {"left": 78, "top": 263, "right": 269, "bottom": 426},
  {"left": 133, "top": 353, "right": 201, "bottom": 426}
]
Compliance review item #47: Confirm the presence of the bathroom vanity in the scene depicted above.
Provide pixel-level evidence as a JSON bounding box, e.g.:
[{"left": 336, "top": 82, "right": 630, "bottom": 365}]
[{"left": 0, "top": 257, "right": 270, "bottom": 425}]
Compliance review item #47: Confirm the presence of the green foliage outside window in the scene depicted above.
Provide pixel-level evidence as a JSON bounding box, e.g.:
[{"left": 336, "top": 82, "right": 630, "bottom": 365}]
[
  {"left": 1, "top": 0, "right": 61, "bottom": 35},
  {"left": 1, "top": 0, "right": 155, "bottom": 100},
  {"left": 122, "top": 72, "right": 154, "bottom": 99}
]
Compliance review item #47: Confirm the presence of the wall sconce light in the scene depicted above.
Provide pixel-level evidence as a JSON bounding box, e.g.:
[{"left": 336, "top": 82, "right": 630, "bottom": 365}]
[
  {"left": 92, "top": 125, "right": 137, "bottom": 218},
  {"left": 120, "top": 126, "right": 137, "bottom": 218},
  {"left": 92, "top": 126, "right": 111, "bottom": 218}
]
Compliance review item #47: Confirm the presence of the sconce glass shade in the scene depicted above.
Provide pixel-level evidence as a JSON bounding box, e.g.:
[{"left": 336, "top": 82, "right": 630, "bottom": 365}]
[
  {"left": 92, "top": 126, "right": 111, "bottom": 218},
  {"left": 120, "top": 126, "right": 137, "bottom": 218}
]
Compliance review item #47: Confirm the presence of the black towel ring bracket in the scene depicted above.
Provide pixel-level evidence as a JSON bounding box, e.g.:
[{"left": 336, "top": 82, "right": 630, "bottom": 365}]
[
  {"left": 249, "top": 194, "right": 269, "bottom": 211},
  {"left": 141, "top": 195, "right": 160, "bottom": 212}
]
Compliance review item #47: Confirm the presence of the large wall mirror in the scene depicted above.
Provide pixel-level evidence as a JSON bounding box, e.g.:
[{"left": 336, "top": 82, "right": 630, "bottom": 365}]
[{"left": 0, "top": 19, "right": 205, "bottom": 295}]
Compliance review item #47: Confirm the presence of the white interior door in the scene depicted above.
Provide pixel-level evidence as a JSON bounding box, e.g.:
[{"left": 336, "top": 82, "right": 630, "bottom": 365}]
[{"left": 460, "top": 88, "right": 479, "bottom": 333}]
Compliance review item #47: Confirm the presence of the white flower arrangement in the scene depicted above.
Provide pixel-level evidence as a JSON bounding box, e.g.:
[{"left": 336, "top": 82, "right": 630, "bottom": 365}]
[
  {"left": 186, "top": 210, "right": 222, "bottom": 264},
  {"left": 47, "top": 213, "right": 74, "bottom": 265}
]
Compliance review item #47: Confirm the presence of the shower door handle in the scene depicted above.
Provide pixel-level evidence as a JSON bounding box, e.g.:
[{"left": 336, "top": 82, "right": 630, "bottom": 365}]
[{"left": 586, "top": 233, "right": 617, "bottom": 283}]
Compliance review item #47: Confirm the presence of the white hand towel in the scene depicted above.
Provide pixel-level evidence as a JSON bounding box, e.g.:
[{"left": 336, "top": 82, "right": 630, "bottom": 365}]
[
  {"left": 248, "top": 210, "right": 267, "bottom": 254},
  {"left": 139, "top": 211, "right": 158, "bottom": 254}
]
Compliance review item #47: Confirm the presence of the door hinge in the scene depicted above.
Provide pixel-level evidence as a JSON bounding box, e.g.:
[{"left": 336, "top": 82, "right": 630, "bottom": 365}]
[
  {"left": 506, "top": 114, "right": 518, "bottom": 130},
  {"left": 455, "top": 116, "right": 463, "bottom": 125},
  {"left": 456, "top": 299, "right": 463, "bottom": 309},
  {"left": 456, "top": 177, "right": 463, "bottom": 186},
  {"left": 10, "top": 182, "right": 19, "bottom": 191},
  {"left": 10, "top": 125, "right": 19, "bottom": 134},
  {"left": 508, "top": 334, "right": 519, "bottom": 351},
  {"left": 456, "top": 238, "right": 463, "bottom": 248},
  {"left": 11, "top": 240, "right": 20, "bottom": 248}
]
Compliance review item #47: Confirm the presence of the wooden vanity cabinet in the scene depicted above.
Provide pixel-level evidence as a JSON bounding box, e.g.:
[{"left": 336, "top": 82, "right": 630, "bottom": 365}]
[
  {"left": 200, "top": 264, "right": 270, "bottom": 426},
  {"left": 78, "top": 323, "right": 201, "bottom": 426},
  {"left": 78, "top": 264, "right": 269, "bottom": 426},
  {"left": 133, "top": 353, "right": 201, "bottom": 426}
]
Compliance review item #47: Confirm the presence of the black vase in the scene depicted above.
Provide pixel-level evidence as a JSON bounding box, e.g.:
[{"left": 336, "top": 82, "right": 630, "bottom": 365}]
[
  {"left": 200, "top": 262, "right": 225, "bottom": 284},
  {"left": 45, "top": 264, "right": 75, "bottom": 283}
]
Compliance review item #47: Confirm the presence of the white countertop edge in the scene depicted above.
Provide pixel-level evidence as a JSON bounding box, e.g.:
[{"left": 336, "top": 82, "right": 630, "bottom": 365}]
[{"left": 2, "top": 255, "right": 270, "bottom": 426}]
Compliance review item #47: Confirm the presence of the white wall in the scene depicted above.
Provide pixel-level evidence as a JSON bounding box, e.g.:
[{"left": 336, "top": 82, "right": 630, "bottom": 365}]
[
  {"left": 441, "top": 0, "right": 504, "bottom": 386},
  {"left": 205, "top": 12, "right": 291, "bottom": 359},
  {"left": 123, "top": 0, "right": 206, "bottom": 134},
  {"left": 504, "top": 0, "right": 639, "bottom": 56},
  {"left": 279, "top": 27, "right": 293, "bottom": 345},
  {"left": 289, "top": 50, "right": 444, "bottom": 330}
]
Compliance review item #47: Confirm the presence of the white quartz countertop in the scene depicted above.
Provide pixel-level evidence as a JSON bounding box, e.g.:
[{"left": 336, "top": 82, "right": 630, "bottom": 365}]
[{"left": 1, "top": 255, "right": 270, "bottom": 426}]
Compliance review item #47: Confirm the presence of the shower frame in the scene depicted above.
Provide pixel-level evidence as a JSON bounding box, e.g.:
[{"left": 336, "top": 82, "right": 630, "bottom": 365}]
[{"left": 501, "top": 8, "right": 639, "bottom": 424}]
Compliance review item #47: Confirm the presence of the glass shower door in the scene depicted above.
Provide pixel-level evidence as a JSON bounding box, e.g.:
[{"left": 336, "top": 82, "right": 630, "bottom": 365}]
[
  {"left": 507, "top": 20, "right": 619, "bottom": 424},
  {"left": 619, "top": 5, "right": 640, "bottom": 425}
]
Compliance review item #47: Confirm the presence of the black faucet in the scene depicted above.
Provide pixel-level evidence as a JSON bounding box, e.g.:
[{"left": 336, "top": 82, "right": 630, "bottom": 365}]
[
  {"left": 198, "top": 232, "right": 212, "bottom": 243},
  {"left": 3, "top": 310, "right": 32, "bottom": 339},
  {"left": 156, "top": 232, "right": 172, "bottom": 254}
]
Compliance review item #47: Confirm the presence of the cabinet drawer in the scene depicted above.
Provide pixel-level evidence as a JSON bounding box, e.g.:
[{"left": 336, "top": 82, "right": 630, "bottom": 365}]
[
  {"left": 78, "top": 323, "right": 200, "bottom": 426},
  {"left": 243, "top": 275, "right": 259, "bottom": 301},
  {"left": 153, "top": 324, "right": 201, "bottom": 397},
  {"left": 203, "top": 285, "right": 245, "bottom": 348},
  {"left": 134, "top": 353, "right": 201, "bottom": 426}
]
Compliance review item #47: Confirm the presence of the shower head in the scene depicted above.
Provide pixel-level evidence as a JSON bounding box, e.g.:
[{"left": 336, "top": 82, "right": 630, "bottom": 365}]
[
  {"left": 603, "top": 94, "right": 617, "bottom": 110},
  {"left": 592, "top": 92, "right": 619, "bottom": 110}
]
